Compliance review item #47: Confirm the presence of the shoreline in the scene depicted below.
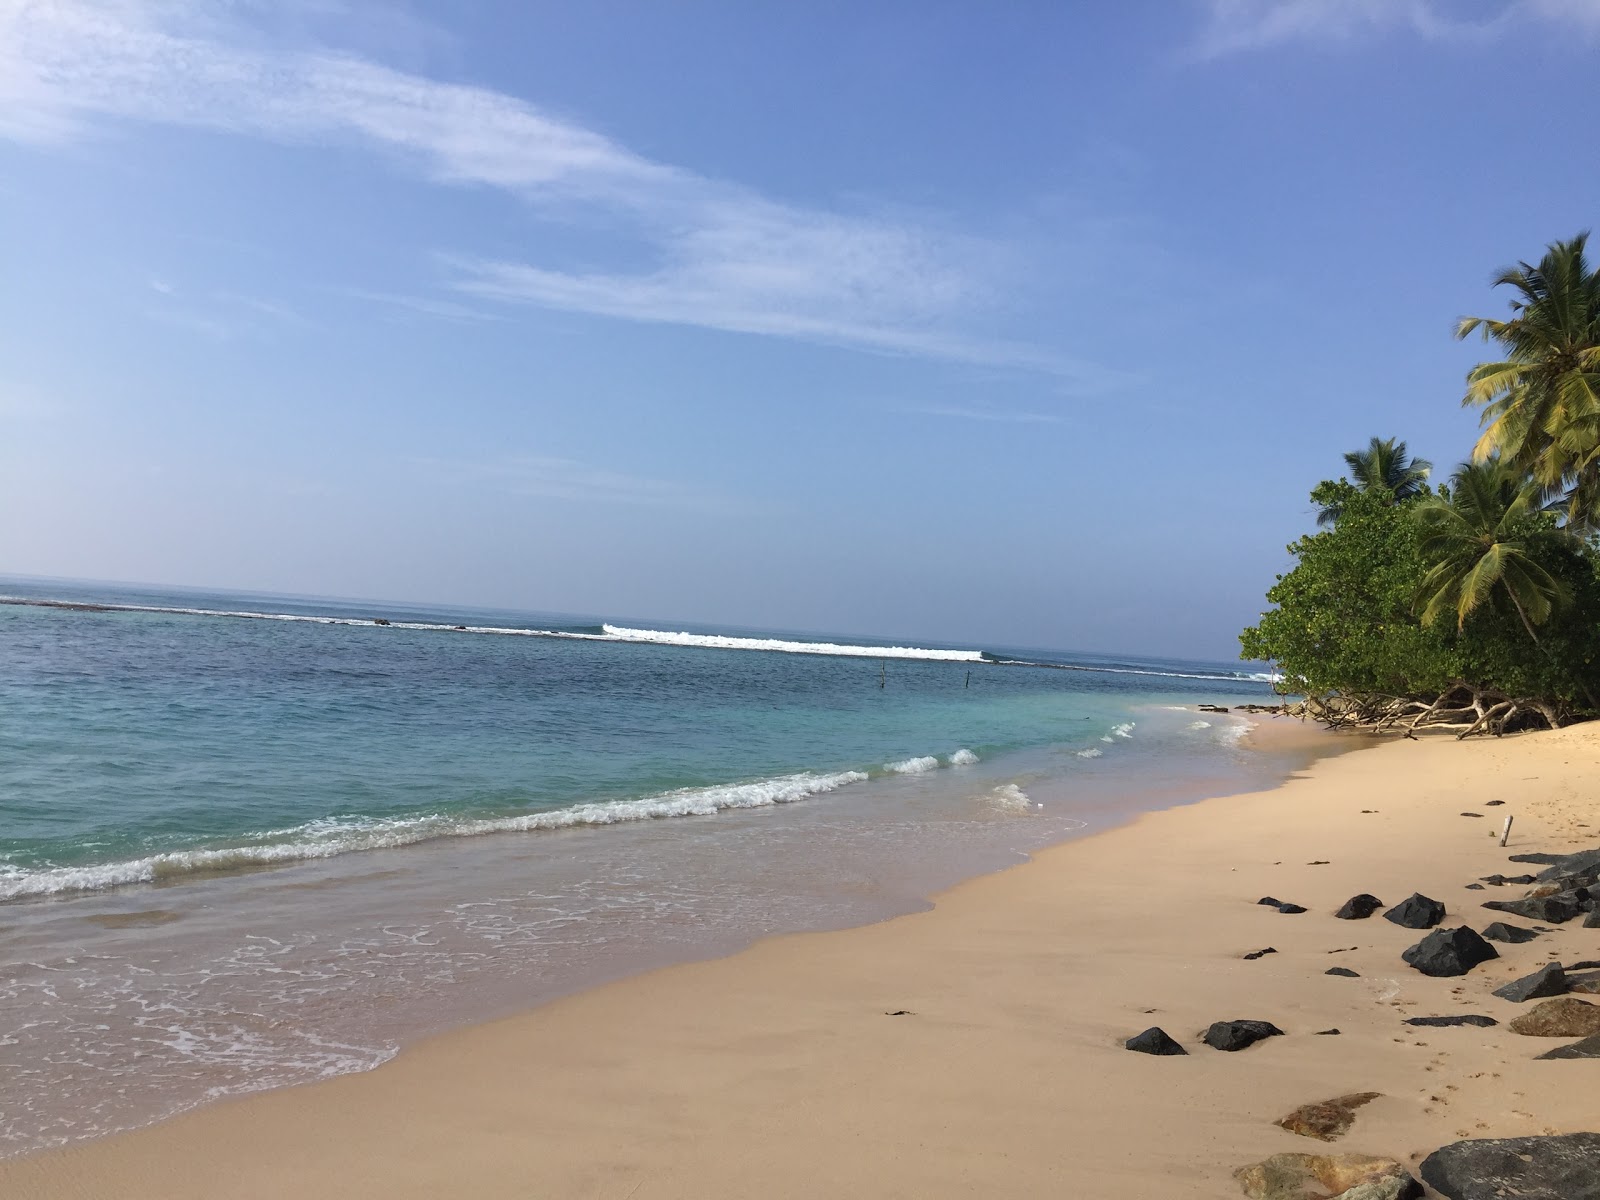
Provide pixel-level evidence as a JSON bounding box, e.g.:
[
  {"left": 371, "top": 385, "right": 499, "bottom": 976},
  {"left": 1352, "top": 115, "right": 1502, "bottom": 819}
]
[{"left": 9, "top": 718, "right": 1599, "bottom": 1197}]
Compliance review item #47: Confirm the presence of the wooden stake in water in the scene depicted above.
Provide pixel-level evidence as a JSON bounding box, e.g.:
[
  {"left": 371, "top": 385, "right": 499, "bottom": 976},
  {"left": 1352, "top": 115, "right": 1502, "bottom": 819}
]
[
  {"left": 964, "top": 670, "right": 970, "bottom": 689},
  {"left": 880, "top": 661, "right": 885, "bottom": 689},
  {"left": 1499, "top": 814, "right": 1514, "bottom": 847}
]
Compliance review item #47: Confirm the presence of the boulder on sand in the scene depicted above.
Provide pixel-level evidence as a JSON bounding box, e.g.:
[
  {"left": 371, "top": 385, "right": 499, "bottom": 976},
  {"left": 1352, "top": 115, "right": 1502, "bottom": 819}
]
[
  {"left": 1536, "top": 1034, "right": 1600, "bottom": 1059},
  {"left": 1403, "top": 1014, "right": 1497, "bottom": 1028},
  {"left": 1400, "top": 926, "right": 1498, "bottom": 977},
  {"left": 1202, "top": 1019, "right": 1284, "bottom": 1051},
  {"left": 1274, "top": 1093, "right": 1382, "bottom": 1142},
  {"left": 1235, "top": 1152, "right": 1421, "bottom": 1200},
  {"left": 1481, "top": 921, "right": 1539, "bottom": 943},
  {"left": 1419, "top": 1133, "right": 1600, "bottom": 1200},
  {"left": 1335, "top": 894, "right": 1383, "bottom": 920},
  {"left": 1492, "top": 962, "right": 1568, "bottom": 1002},
  {"left": 1507, "top": 996, "right": 1600, "bottom": 1037},
  {"left": 1124, "top": 1026, "right": 1187, "bottom": 1055},
  {"left": 1482, "top": 895, "right": 1582, "bottom": 924},
  {"left": 1384, "top": 893, "right": 1445, "bottom": 929}
]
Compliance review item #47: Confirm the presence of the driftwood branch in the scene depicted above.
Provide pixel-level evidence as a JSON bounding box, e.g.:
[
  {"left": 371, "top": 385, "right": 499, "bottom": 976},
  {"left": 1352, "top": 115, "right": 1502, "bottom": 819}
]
[{"left": 1277, "top": 683, "right": 1568, "bottom": 739}]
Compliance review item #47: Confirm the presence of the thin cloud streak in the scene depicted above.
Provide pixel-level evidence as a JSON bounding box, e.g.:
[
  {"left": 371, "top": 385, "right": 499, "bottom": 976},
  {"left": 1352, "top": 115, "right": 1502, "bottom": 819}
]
[
  {"left": 904, "top": 404, "right": 1065, "bottom": 424},
  {"left": 1190, "top": 0, "right": 1600, "bottom": 56},
  {"left": 1, "top": 1, "right": 1107, "bottom": 379}
]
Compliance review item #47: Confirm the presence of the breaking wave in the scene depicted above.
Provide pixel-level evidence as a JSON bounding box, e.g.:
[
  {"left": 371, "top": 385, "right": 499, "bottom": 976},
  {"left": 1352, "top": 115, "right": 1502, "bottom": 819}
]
[
  {"left": 948, "top": 749, "right": 979, "bottom": 766},
  {"left": 986, "top": 784, "right": 1035, "bottom": 812},
  {"left": 0, "top": 770, "right": 869, "bottom": 902},
  {"left": 885, "top": 756, "right": 939, "bottom": 774},
  {"left": 598, "top": 625, "right": 985, "bottom": 661}
]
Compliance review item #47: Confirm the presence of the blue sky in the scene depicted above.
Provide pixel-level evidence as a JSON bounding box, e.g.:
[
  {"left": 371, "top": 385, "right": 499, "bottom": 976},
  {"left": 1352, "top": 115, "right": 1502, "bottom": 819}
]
[{"left": 2, "top": 0, "right": 1596, "bottom": 658}]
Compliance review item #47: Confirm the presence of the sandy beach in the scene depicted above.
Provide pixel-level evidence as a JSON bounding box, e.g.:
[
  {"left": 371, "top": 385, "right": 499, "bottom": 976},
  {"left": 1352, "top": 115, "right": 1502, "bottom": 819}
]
[{"left": 6, "top": 716, "right": 1599, "bottom": 1199}]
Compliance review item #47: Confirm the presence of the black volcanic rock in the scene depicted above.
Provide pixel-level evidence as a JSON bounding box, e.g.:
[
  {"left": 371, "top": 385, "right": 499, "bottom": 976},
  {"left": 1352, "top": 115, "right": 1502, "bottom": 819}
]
[
  {"left": 1482, "top": 895, "right": 1582, "bottom": 924},
  {"left": 1384, "top": 892, "right": 1446, "bottom": 929},
  {"left": 1276, "top": 902, "right": 1308, "bottom": 914},
  {"left": 1325, "top": 967, "right": 1360, "bottom": 978},
  {"left": 1401, "top": 926, "right": 1498, "bottom": 977},
  {"left": 1403, "top": 1014, "right": 1498, "bottom": 1028},
  {"left": 1482, "top": 921, "right": 1540, "bottom": 943},
  {"left": 1125, "top": 1026, "right": 1187, "bottom": 1056},
  {"left": 1257, "top": 896, "right": 1283, "bottom": 907},
  {"left": 1202, "top": 1019, "right": 1284, "bottom": 1051},
  {"left": 1492, "top": 962, "right": 1568, "bottom": 1002},
  {"left": 1243, "top": 947, "right": 1277, "bottom": 960},
  {"left": 1420, "top": 1133, "right": 1600, "bottom": 1200},
  {"left": 1335, "top": 893, "right": 1384, "bottom": 920},
  {"left": 1536, "top": 1034, "right": 1600, "bottom": 1059}
]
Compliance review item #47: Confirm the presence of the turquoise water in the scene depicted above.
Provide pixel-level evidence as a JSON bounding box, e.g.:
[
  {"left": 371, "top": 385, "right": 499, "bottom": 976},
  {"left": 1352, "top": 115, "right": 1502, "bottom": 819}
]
[
  {"left": 0, "top": 579, "right": 1271, "bottom": 898},
  {"left": 0, "top": 578, "right": 1289, "bottom": 1155}
]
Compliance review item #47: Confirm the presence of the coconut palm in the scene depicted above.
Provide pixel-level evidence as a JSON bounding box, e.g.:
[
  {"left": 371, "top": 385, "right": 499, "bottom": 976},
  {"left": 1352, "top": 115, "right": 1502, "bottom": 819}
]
[
  {"left": 1414, "top": 459, "right": 1567, "bottom": 641},
  {"left": 1315, "top": 437, "right": 1433, "bottom": 525},
  {"left": 1458, "top": 232, "right": 1600, "bottom": 529}
]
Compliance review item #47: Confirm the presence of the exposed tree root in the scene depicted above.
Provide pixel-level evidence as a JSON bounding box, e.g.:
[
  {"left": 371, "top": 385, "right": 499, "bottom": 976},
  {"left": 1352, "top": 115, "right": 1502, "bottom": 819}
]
[{"left": 1279, "top": 684, "right": 1567, "bottom": 738}]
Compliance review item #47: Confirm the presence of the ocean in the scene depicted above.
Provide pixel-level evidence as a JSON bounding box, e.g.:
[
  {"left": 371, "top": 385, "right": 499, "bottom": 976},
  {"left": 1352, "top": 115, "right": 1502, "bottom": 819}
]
[{"left": 0, "top": 578, "right": 1295, "bottom": 1155}]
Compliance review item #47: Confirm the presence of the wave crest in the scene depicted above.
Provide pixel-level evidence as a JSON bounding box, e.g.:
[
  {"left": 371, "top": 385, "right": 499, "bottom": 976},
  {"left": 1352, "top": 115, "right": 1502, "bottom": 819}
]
[{"left": 0, "top": 770, "right": 870, "bottom": 902}]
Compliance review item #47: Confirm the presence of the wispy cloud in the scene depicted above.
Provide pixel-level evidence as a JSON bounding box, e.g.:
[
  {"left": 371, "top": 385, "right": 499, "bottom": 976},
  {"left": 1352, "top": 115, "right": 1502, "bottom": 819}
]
[
  {"left": 1191, "top": 0, "right": 1600, "bottom": 56},
  {"left": 339, "top": 288, "right": 501, "bottom": 324},
  {"left": 903, "top": 404, "right": 1064, "bottom": 424},
  {"left": 415, "top": 455, "right": 727, "bottom": 509},
  {"left": 0, "top": 1, "right": 1104, "bottom": 378}
]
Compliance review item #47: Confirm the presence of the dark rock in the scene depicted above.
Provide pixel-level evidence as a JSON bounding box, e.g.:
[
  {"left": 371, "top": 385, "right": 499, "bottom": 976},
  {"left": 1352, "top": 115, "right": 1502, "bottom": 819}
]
[
  {"left": 1536, "top": 1034, "right": 1600, "bottom": 1059},
  {"left": 1480, "top": 873, "right": 1537, "bottom": 886},
  {"left": 372, "top": 618, "right": 391, "bottom": 625},
  {"left": 1567, "top": 970, "right": 1600, "bottom": 995},
  {"left": 1508, "top": 996, "right": 1600, "bottom": 1037},
  {"left": 1465, "top": 883, "right": 1485, "bottom": 889},
  {"left": 1419, "top": 1133, "right": 1600, "bottom": 1200},
  {"left": 1508, "top": 852, "right": 1567, "bottom": 865},
  {"left": 1531, "top": 847, "right": 1600, "bottom": 881},
  {"left": 1384, "top": 892, "right": 1446, "bottom": 929},
  {"left": 885, "top": 1009, "right": 913, "bottom": 1016},
  {"left": 1401, "top": 926, "right": 1498, "bottom": 977},
  {"left": 1236, "top": 1153, "right": 1421, "bottom": 1200},
  {"left": 1307, "top": 860, "right": 1330, "bottom": 865},
  {"left": 1198, "top": 704, "right": 1231, "bottom": 713},
  {"left": 1202, "top": 1019, "right": 1284, "bottom": 1051},
  {"left": 1273, "top": 1092, "right": 1382, "bottom": 1142},
  {"left": 1460, "top": 811, "right": 1484, "bottom": 818},
  {"left": 1335, "top": 893, "right": 1383, "bottom": 920},
  {"left": 1124, "top": 1026, "right": 1186, "bottom": 1055},
  {"left": 1325, "top": 967, "right": 1360, "bottom": 978},
  {"left": 1313, "top": 1028, "right": 1341, "bottom": 1035},
  {"left": 1486, "top": 799, "right": 1505, "bottom": 806},
  {"left": 1481, "top": 894, "right": 1582, "bottom": 923},
  {"left": 1258, "top": 896, "right": 1283, "bottom": 907},
  {"left": 1587, "top": 910, "right": 1600, "bottom": 929},
  {"left": 1243, "top": 947, "right": 1277, "bottom": 960},
  {"left": 1492, "top": 962, "right": 1568, "bottom": 1002},
  {"left": 1481, "top": 921, "right": 1539, "bottom": 943},
  {"left": 1276, "top": 902, "right": 1308, "bottom": 914},
  {"left": 1403, "top": 1014, "right": 1497, "bottom": 1027}
]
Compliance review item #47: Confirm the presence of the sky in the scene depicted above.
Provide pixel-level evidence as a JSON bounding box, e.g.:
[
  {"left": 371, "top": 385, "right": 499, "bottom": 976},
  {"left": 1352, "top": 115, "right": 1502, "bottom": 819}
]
[{"left": 1, "top": 0, "right": 1597, "bottom": 659}]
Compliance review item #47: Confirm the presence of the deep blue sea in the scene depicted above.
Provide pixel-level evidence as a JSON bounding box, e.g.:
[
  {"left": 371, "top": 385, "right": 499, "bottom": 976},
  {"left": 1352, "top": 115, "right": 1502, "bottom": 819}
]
[{"left": 0, "top": 577, "right": 1294, "bottom": 1154}]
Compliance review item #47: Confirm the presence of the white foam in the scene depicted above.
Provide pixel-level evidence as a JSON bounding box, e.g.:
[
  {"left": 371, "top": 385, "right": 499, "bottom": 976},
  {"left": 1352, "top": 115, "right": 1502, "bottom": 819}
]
[
  {"left": 0, "top": 770, "right": 870, "bottom": 901},
  {"left": 1111, "top": 722, "right": 1135, "bottom": 739},
  {"left": 1075, "top": 747, "right": 1103, "bottom": 759},
  {"left": 885, "top": 755, "right": 939, "bottom": 774},
  {"left": 986, "top": 784, "right": 1035, "bottom": 812},
  {"left": 1188, "top": 720, "right": 1212, "bottom": 730},
  {"left": 599, "top": 625, "right": 984, "bottom": 661},
  {"left": 948, "top": 749, "right": 979, "bottom": 766}
]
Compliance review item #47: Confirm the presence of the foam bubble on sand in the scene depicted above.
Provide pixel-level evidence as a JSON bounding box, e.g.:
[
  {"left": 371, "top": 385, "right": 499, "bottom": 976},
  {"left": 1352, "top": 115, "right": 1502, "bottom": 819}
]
[
  {"left": 948, "top": 749, "right": 979, "bottom": 766},
  {"left": 885, "top": 756, "right": 939, "bottom": 774}
]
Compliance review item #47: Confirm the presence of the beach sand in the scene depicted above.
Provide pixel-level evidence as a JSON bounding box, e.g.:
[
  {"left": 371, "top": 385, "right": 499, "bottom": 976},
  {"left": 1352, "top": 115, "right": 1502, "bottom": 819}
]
[{"left": 7, "top": 716, "right": 1600, "bottom": 1198}]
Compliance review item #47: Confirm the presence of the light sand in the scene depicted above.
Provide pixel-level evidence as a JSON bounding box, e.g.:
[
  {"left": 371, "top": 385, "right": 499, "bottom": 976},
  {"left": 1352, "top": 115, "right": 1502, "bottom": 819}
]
[{"left": 7, "top": 717, "right": 1600, "bottom": 1199}]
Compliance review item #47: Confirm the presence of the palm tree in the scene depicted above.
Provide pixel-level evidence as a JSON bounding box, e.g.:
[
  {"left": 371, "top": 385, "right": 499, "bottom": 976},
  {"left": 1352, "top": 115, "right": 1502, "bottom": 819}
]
[
  {"left": 1458, "top": 232, "right": 1600, "bottom": 529},
  {"left": 1414, "top": 459, "right": 1567, "bottom": 642},
  {"left": 1315, "top": 437, "right": 1433, "bottom": 525}
]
